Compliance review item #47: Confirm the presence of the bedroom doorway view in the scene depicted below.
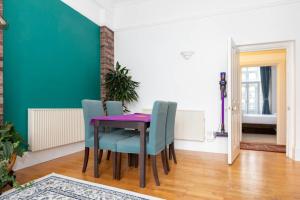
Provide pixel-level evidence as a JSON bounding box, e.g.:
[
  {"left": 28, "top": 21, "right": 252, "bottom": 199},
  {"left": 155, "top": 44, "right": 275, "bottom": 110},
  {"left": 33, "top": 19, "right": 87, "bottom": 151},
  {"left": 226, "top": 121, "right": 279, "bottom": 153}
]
[{"left": 239, "top": 49, "right": 286, "bottom": 153}]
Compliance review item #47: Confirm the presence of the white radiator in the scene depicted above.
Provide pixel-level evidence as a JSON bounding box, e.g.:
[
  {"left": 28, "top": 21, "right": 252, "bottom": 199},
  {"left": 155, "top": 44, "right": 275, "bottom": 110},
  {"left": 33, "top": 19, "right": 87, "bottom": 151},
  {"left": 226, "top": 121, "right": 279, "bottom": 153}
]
[
  {"left": 28, "top": 109, "right": 85, "bottom": 152},
  {"left": 143, "top": 109, "right": 205, "bottom": 141}
]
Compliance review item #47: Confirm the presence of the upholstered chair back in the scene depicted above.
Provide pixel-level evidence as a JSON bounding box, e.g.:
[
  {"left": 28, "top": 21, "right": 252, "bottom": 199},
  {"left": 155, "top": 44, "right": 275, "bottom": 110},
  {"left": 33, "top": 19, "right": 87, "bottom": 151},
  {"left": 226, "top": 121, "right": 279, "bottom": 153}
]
[
  {"left": 166, "top": 102, "right": 177, "bottom": 145},
  {"left": 82, "top": 100, "right": 105, "bottom": 145},
  {"left": 106, "top": 101, "right": 123, "bottom": 116},
  {"left": 148, "top": 101, "right": 168, "bottom": 154}
]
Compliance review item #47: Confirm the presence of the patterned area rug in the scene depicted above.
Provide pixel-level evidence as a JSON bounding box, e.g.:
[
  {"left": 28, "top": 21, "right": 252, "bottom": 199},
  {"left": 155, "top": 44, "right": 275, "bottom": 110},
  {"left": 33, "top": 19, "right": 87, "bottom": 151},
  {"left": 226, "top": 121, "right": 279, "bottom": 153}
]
[{"left": 0, "top": 173, "right": 162, "bottom": 200}]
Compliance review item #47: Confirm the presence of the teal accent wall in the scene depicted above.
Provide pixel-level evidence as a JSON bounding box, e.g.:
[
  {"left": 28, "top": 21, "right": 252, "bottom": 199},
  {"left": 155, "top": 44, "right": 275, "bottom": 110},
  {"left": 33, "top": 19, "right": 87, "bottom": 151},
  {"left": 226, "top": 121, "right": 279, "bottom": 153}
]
[{"left": 3, "top": 0, "right": 100, "bottom": 142}]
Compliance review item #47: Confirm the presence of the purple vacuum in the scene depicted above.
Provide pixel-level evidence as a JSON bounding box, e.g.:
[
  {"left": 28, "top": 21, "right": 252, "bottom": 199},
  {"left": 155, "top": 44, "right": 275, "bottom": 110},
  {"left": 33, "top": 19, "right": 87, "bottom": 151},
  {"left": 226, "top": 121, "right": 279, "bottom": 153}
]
[{"left": 215, "top": 72, "right": 228, "bottom": 137}]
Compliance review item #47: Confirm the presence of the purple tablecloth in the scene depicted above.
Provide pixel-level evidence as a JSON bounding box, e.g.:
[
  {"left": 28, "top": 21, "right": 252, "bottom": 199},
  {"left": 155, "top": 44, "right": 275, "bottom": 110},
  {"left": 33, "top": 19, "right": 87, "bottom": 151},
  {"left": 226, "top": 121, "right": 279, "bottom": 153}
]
[{"left": 91, "top": 113, "right": 151, "bottom": 124}]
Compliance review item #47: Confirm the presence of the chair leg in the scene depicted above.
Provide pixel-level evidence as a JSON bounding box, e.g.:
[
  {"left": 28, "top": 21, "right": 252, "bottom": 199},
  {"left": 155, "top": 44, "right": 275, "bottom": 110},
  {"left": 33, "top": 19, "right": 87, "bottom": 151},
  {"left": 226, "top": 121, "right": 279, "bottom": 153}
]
[
  {"left": 98, "top": 149, "right": 103, "bottom": 164},
  {"left": 116, "top": 153, "right": 122, "bottom": 180},
  {"left": 164, "top": 147, "right": 170, "bottom": 172},
  {"left": 82, "top": 147, "right": 89, "bottom": 173},
  {"left": 112, "top": 152, "right": 116, "bottom": 179},
  {"left": 134, "top": 154, "right": 139, "bottom": 168},
  {"left": 128, "top": 153, "right": 132, "bottom": 167},
  {"left": 170, "top": 142, "right": 177, "bottom": 164},
  {"left": 161, "top": 150, "right": 168, "bottom": 175},
  {"left": 151, "top": 155, "right": 160, "bottom": 186},
  {"left": 107, "top": 150, "right": 111, "bottom": 160},
  {"left": 169, "top": 145, "right": 172, "bottom": 160},
  {"left": 132, "top": 154, "right": 135, "bottom": 167}
]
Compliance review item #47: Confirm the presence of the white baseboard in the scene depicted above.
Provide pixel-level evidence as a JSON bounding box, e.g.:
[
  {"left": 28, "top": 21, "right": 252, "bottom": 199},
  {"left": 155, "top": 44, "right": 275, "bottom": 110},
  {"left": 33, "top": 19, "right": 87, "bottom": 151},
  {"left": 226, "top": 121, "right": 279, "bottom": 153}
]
[
  {"left": 174, "top": 138, "right": 227, "bottom": 154},
  {"left": 13, "top": 139, "right": 227, "bottom": 171},
  {"left": 14, "top": 142, "right": 85, "bottom": 171},
  {"left": 294, "top": 148, "right": 300, "bottom": 161}
]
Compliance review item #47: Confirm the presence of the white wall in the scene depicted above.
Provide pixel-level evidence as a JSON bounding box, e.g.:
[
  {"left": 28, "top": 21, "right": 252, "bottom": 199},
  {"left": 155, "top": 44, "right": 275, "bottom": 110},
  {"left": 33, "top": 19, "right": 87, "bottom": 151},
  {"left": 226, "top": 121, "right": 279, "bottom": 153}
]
[{"left": 115, "top": 2, "right": 300, "bottom": 154}]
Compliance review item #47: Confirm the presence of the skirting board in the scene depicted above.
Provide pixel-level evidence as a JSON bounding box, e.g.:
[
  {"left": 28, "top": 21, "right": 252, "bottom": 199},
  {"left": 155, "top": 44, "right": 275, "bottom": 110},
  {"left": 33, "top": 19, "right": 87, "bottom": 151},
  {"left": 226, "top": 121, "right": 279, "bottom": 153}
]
[
  {"left": 13, "top": 141, "right": 85, "bottom": 171},
  {"left": 174, "top": 138, "right": 227, "bottom": 154},
  {"left": 13, "top": 139, "right": 227, "bottom": 171}
]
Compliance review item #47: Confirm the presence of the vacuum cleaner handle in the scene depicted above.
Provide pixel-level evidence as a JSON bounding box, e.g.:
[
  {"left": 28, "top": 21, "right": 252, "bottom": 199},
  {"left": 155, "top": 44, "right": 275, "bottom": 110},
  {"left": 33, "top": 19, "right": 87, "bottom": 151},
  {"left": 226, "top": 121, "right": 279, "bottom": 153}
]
[{"left": 219, "top": 72, "right": 227, "bottom": 98}]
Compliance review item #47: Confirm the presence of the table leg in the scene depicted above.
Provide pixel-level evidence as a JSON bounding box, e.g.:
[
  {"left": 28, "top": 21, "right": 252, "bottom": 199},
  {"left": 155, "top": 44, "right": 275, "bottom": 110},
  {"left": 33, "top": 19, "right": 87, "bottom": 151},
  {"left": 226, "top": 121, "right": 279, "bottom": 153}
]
[
  {"left": 139, "top": 123, "right": 147, "bottom": 188},
  {"left": 94, "top": 121, "right": 100, "bottom": 178}
]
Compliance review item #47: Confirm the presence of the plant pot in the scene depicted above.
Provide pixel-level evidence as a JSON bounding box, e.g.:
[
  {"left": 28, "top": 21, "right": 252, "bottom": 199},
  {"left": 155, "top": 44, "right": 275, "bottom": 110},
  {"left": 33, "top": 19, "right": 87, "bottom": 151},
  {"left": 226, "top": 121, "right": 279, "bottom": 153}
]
[{"left": 7, "top": 153, "right": 17, "bottom": 172}]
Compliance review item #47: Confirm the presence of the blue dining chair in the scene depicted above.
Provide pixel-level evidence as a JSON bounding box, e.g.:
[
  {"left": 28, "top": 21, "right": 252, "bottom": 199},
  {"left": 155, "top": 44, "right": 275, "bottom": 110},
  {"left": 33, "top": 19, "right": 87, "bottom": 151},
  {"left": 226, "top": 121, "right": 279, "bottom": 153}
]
[
  {"left": 115, "top": 101, "right": 169, "bottom": 186},
  {"left": 106, "top": 101, "right": 123, "bottom": 116},
  {"left": 81, "top": 99, "right": 132, "bottom": 177},
  {"left": 106, "top": 100, "right": 139, "bottom": 167},
  {"left": 104, "top": 101, "right": 123, "bottom": 160},
  {"left": 106, "top": 101, "right": 138, "bottom": 167},
  {"left": 166, "top": 102, "right": 178, "bottom": 166}
]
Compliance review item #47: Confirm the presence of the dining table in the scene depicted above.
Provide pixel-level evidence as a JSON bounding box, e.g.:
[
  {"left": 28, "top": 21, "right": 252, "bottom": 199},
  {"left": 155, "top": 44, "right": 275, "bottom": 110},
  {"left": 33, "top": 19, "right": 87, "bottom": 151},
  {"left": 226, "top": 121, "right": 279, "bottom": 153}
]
[{"left": 91, "top": 113, "right": 151, "bottom": 188}]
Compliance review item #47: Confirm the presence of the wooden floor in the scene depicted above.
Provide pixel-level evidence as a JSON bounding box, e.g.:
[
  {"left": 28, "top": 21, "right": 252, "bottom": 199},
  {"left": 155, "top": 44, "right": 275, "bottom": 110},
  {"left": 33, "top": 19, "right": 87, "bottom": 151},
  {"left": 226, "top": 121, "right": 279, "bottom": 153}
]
[{"left": 13, "top": 150, "right": 300, "bottom": 200}]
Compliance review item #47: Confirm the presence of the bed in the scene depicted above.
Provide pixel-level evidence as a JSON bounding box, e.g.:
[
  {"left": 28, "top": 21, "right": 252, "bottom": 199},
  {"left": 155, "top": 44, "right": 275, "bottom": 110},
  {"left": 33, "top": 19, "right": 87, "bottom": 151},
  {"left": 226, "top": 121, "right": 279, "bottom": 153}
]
[{"left": 242, "top": 114, "right": 277, "bottom": 134}]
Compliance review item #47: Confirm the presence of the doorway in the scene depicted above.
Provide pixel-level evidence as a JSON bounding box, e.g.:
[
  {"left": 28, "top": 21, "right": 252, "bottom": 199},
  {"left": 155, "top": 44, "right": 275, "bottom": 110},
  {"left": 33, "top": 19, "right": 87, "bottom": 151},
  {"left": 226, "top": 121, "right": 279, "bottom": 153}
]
[
  {"left": 239, "top": 50, "right": 286, "bottom": 153},
  {"left": 227, "top": 40, "right": 296, "bottom": 164}
]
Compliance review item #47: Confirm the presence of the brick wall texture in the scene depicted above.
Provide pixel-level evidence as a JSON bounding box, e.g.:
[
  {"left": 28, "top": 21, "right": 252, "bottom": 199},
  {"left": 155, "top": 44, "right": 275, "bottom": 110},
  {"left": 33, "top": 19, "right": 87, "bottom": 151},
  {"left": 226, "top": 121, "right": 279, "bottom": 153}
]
[{"left": 100, "top": 26, "right": 114, "bottom": 101}]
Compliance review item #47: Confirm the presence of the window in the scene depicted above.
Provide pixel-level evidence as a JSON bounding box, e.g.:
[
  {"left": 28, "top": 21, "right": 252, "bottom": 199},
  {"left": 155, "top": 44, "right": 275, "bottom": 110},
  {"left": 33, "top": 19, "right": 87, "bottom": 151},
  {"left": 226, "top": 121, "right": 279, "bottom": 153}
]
[{"left": 242, "top": 67, "right": 263, "bottom": 114}]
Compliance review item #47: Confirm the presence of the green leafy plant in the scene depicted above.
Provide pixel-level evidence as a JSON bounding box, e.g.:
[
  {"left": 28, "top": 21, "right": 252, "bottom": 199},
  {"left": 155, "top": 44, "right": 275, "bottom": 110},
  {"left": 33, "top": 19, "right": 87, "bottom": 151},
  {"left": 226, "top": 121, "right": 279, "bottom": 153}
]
[
  {"left": 105, "top": 62, "right": 140, "bottom": 112},
  {"left": 0, "top": 122, "right": 26, "bottom": 190}
]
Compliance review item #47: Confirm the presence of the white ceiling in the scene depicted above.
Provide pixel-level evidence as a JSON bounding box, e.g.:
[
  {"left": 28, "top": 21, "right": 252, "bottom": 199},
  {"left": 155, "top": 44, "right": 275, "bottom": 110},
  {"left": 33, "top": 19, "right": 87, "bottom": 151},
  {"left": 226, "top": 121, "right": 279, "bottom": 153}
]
[
  {"left": 112, "top": 0, "right": 136, "bottom": 4},
  {"left": 111, "top": 0, "right": 147, "bottom": 6},
  {"left": 63, "top": 0, "right": 300, "bottom": 30},
  {"left": 95, "top": 0, "right": 149, "bottom": 8}
]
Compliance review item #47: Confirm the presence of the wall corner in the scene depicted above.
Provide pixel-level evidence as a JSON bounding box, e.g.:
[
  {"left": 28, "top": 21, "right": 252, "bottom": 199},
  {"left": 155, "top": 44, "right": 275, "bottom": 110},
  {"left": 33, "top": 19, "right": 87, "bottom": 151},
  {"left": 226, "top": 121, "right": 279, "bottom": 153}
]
[{"left": 100, "top": 26, "right": 114, "bottom": 102}]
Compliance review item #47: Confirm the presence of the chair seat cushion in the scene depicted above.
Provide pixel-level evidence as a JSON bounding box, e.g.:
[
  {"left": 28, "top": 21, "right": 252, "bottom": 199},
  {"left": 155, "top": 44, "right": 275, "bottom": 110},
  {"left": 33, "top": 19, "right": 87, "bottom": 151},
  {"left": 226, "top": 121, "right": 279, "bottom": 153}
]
[
  {"left": 85, "top": 129, "right": 133, "bottom": 151},
  {"left": 116, "top": 135, "right": 156, "bottom": 155}
]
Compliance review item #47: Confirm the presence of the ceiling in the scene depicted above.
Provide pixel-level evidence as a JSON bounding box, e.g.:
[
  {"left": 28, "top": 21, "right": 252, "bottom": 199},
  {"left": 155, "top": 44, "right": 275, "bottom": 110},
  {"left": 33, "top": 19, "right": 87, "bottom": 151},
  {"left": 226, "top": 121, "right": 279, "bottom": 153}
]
[
  {"left": 89, "top": 0, "right": 299, "bottom": 29},
  {"left": 112, "top": 0, "right": 146, "bottom": 6},
  {"left": 95, "top": 0, "right": 149, "bottom": 8}
]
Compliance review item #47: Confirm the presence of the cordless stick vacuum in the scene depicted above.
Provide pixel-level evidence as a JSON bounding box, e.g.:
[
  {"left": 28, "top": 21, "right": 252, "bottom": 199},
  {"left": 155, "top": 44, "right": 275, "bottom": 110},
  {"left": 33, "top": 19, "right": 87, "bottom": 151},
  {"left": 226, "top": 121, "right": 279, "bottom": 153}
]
[{"left": 215, "top": 72, "right": 228, "bottom": 137}]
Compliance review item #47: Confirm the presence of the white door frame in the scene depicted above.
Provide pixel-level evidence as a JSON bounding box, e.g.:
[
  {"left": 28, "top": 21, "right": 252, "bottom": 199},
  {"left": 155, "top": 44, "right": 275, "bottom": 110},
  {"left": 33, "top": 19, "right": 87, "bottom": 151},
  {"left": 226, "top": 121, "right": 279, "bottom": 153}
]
[{"left": 236, "top": 40, "right": 296, "bottom": 160}]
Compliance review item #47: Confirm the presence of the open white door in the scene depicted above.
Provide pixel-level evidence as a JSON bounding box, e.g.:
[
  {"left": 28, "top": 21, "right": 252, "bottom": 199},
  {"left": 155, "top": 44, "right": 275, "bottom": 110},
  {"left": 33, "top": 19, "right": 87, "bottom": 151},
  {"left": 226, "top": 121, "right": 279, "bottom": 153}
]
[{"left": 227, "top": 38, "right": 241, "bottom": 165}]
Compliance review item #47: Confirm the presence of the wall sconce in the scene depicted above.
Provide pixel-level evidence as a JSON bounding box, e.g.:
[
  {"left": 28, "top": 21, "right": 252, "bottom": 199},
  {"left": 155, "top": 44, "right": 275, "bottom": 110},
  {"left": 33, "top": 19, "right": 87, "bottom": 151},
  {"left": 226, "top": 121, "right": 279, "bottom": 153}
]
[{"left": 180, "top": 51, "right": 195, "bottom": 60}]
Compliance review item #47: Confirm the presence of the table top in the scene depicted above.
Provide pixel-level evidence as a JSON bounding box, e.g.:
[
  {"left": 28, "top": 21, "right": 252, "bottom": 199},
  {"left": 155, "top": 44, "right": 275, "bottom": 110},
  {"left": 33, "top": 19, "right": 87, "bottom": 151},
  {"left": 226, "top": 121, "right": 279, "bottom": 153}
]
[{"left": 91, "top": 113, "right": 151, "bottom": 124}]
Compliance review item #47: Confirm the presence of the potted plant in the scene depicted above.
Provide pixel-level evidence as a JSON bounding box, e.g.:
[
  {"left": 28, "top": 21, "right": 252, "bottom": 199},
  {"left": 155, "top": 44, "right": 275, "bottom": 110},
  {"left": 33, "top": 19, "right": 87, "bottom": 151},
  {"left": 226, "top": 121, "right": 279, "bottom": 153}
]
[
  {"left": 105, "top": 62, "right": 140, "bottom": 112},
  {"left": 0, "top": 122, "right": 26, "bottom": 193}
]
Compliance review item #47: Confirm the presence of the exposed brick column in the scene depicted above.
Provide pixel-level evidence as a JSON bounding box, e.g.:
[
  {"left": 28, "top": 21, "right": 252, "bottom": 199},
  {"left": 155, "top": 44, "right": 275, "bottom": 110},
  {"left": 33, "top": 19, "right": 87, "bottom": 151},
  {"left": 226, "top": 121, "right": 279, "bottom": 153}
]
[
  {"left": 0, "top": 0, "right": 3, "bottom": 123},
  {"left": 100, "top": 26, "right": 114, "bottom": 102}
]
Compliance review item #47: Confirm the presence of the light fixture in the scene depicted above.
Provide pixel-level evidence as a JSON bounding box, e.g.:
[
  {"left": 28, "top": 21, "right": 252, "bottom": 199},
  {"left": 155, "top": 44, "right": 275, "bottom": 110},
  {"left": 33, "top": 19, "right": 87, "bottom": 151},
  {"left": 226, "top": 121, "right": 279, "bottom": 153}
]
[{"left": 180, "top": 51, "right": 195, "bottom": 60}]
